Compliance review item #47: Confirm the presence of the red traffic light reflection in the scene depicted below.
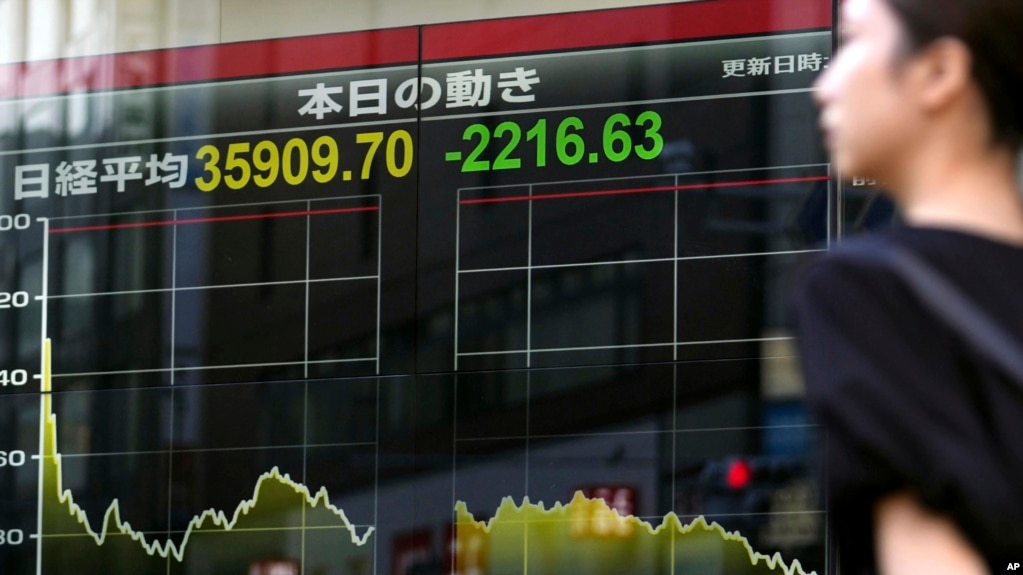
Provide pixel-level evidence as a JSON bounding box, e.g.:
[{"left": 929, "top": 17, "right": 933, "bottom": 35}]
[{"left": 726, "top": 459, "right": 752, "bottom": 490}]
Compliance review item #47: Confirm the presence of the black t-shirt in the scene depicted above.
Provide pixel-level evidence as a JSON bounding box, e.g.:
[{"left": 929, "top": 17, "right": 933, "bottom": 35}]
[{"left": 790, "top": 226, "right": 1023, "bottom": 574}]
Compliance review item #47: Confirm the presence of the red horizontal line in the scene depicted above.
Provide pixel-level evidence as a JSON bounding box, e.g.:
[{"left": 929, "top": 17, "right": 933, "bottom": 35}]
[
  {"left": 459, "top": 176, "right": 830, "bottom": 205},
  {"left": 49, "top": 206, "right": 379, "bottom": 234}
]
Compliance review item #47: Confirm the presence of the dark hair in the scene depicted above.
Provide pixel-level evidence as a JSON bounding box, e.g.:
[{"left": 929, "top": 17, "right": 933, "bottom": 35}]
[{"left": 885, "top": 0, "right": 1023, "bottom": 148}]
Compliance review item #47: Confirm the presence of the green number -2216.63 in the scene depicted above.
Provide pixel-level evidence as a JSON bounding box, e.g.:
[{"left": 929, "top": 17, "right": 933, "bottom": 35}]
[{"left": 458, "top": 111, "right": 665, "bottom": 173}]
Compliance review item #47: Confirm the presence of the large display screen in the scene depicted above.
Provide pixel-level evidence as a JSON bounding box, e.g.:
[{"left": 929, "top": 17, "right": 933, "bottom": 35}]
[{"left": 0, "top": 1, "right": 834, "bottom": 573}]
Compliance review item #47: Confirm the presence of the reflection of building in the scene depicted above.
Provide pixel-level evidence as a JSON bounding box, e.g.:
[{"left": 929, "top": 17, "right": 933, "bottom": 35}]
[{"left": 0, "top": 1, "right": 220, "bottom": 64}]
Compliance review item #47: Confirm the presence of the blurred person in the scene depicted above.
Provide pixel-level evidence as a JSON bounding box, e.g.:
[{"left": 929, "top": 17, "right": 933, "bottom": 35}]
[{"left": 790, "top": 0, "right": 1023, "bottom": 573}]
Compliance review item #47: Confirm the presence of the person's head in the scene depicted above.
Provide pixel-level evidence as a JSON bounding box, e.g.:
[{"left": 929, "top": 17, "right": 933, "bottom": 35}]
[{"left": 814, "top": 0, "right": 1023, "bottom": 185}]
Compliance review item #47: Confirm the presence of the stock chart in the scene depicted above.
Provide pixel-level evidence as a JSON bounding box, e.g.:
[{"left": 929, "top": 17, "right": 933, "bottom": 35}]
[{"left": 0, "top": 2, "right": 834, "bottom": 573}]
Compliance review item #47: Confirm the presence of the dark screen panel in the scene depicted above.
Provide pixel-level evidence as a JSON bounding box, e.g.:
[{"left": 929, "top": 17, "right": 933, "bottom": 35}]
[{"left": 0, "top": 3, "right": 832, "bottom": 574}]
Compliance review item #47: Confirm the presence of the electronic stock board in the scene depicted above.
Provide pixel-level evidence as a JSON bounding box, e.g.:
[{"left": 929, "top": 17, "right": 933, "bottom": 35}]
[{"left": 0, "top": 1, "right": 835, "bottom": 573}]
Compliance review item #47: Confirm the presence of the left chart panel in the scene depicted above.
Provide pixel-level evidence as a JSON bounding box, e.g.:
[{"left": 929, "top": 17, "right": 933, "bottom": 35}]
[
  {"left": 0, "top": 28, "right": 420, "bottom": 575},
  {"left": 45, "top": 193, "right": 386, "bottom": 388}
]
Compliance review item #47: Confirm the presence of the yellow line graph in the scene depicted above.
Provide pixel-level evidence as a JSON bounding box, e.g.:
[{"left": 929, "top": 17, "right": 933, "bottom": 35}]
[
  {"left": 38, "top": 339, "right": 372, "bottom": 564},
  {"left": 454, "top": 494, "right": 816, "bottom": 575},
  {"left": 37, "top": 337, "right": 818, "bottom": 574}
]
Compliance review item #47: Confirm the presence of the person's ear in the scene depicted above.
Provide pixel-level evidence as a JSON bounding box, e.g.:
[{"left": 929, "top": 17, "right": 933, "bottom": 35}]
[{"left": 912, "top": 37, "right": 973, "bottom": 112}]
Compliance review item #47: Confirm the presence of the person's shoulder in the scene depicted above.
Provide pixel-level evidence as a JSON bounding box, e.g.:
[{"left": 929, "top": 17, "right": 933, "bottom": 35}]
[
  {"left": 827, "top": 225, "right": 1023, "bottom": 289},
  {"left": 794, "top": 231, "right": 902, "bottom": 294},
  {"left": 791, "top": 225, "right": 1023, "bottom": 323},
  {"left": 793, "top": 225, "right": 1012, "bottom": 290},
  {"left": 787, "top": 229, "right": 930, "bottom": 332}
]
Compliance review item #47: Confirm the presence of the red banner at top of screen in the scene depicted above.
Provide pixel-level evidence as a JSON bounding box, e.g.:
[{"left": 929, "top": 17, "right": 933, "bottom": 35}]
[
  {"left": 0, "top": 0, "right": 831, "bottom": 99},
  {"left": 423, "top": 0, "right": 831, "bottom": 61}
]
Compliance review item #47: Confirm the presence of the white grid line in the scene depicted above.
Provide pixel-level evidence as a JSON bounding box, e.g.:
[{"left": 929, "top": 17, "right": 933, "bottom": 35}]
[
  {"left": 525, "top": 371, "right": 532, "bottom": 496},
  {"left": 457, "top": 343, "right": 671, "bottom": 357},
  {"left": 454, "top": 187, "right": 463, "bottom": 370},
  {"left": 456, "top": 337, "right": 794, "bottom": 358},
  {"left": 671, "top": 363, "right": 678, "bottom": 524},
  {"left": 301, "top": 381, "right": 309, "bottom": 575},
  {"left": 375, "top": 196, "right": 383, "bottom": 375},
  {"left": 372, "top": 378, "right": 381, "bottom": 575},
  {"left": 34, "top": 217, "right": 49, "bottom": 575},
  {"left": 45, "top": 276, "right": 380, "bottom": 300},
  {"left": 451, "top": 376, "right": 459, "bottom": 562},
  {"left": 54, "top": 440, "right": 380, "bottom": 458},
  {"left": 170, "top": 212, "right": 178, "bottom": 384},
  {"left": 51, "top": 357, "right": 378, "bottom": 379},
  {"left": 166, "top": 211, "right": 178, "bottom": 575},
  {"left": 454, "top": 423, "right": 820, "bottom": 442},
  {"left": 457, "top": 250, "right": 822, "bottom": 275},
  {"left": 673, "top": 178, "right": 679, "bottom": 361},
  {"left": 526, "top": 185, "right": 534, "bottom": 369},
  {"left": 305, "top": 201, "right": 312, "bottom": 380}
]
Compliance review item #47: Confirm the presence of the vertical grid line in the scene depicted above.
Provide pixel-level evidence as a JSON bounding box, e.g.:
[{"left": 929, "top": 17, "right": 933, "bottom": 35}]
[
  {"left": 170, "top": 213, "right": 177, "bottom": 382},
  {"left": 454, "top": 191, "right": 462, "bottom": 371},
  {"left": 526, "top": 185, "right": 533, "bottom": 369},
  {"left": 35, "top": 217, "right": 50, "bottom": 575},
  {"left": 673, "top": 176, "right": 679, "bottom": 360},
  {"left": 372, "top": 376, "right": 381, "bottom": 575},
  {"left": 166, "top": 211, "right": 179, "bottom": 575},
  {"left": 524, "top": 183, "right": 536, "bottom": 571},
  {"left": 451, "top": 373, "right": 459, "bottom": 573},
  {"left": 375, "top": 196, "right": 383, "bottom": 375},
  {"left": 830, "top": 164, "right": 839, "bottom": 246},
  {"left": 524, "top": 370, "right": 531, "bottom": 575},
  {"left": 525, "top": 371, "right": 531, "bottom": 490},
  {"left": 670, "top": 362, "right": 678, "bottom": 575},
  {"left": 305, "top": 201, "right": 311, "bottom": 379},
  {"left": 301, "top": 381, "right": 309, "bottom": 575},
  {"left": 523, "top": 509, "right": 529, "bottom": 575}
]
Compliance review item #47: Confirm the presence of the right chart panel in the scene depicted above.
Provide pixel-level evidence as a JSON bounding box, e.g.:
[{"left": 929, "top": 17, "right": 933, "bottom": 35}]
[
  {"left": 415, "top": 2, "right": 834, "bottom": 575},
  {"left": 418, "top": 2, "right": 833, "bottom": 373}
]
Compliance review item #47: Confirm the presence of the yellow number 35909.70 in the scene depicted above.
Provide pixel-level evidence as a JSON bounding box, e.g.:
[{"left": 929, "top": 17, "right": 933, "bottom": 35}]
[{"left": 193, "top": 131, "right": 413, "bottom": 192}]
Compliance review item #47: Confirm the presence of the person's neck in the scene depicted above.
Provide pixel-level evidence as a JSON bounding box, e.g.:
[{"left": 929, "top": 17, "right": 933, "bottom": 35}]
[{"left": 894, "top": 144, "right": 1023, "bottom": 246}]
